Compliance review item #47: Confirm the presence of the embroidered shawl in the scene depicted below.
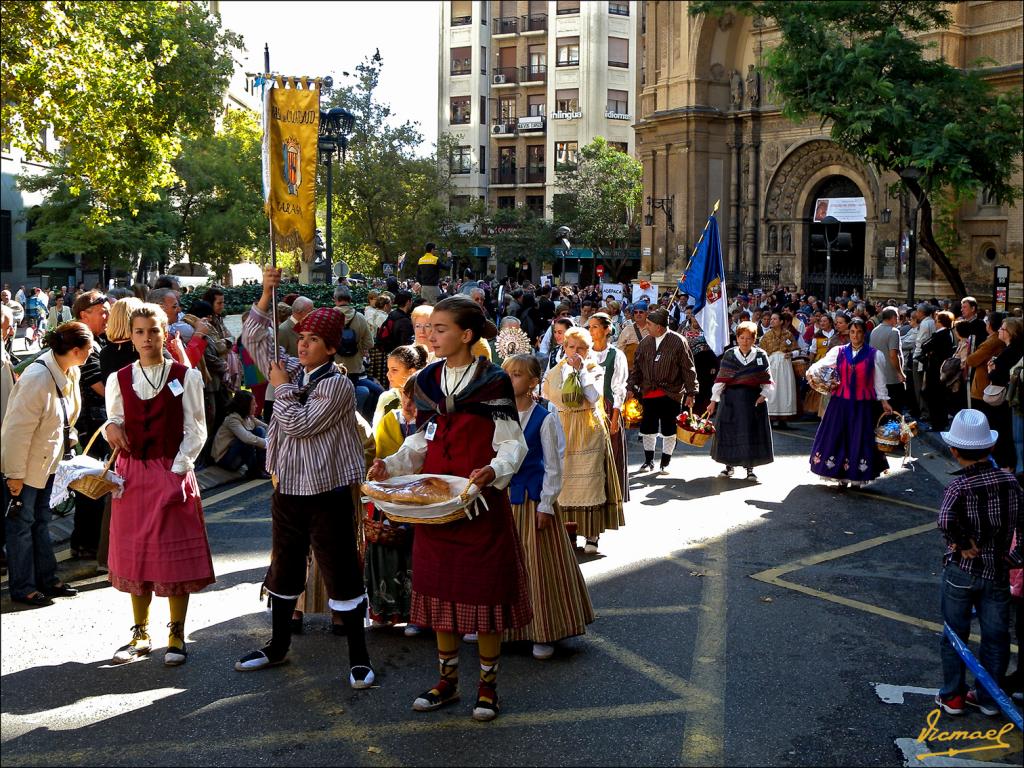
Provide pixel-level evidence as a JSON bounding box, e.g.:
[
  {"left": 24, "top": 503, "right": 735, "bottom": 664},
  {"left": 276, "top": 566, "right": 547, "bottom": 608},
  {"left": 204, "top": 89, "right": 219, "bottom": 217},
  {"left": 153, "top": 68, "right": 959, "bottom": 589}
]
[
  {"left": 714, "top": 346, "right": 771, "bottom": 387},
  {"left": 414, "top": 356, "right": 518, "bottom": 430}
]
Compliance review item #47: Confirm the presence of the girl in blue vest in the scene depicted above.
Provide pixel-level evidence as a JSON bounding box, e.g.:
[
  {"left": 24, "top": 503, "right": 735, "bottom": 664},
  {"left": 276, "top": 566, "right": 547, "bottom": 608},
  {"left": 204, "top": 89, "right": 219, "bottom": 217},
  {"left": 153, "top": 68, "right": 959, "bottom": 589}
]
[{"left": 501, "top": 354, "right": 594, "bottom": 660}]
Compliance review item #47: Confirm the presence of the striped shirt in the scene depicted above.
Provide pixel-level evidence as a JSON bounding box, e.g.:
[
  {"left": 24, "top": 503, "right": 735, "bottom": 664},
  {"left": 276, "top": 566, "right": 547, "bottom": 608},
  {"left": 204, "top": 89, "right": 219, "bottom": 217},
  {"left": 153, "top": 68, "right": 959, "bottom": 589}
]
[
  {"left": 242, "top": 304, "right": 365, "bottom": 496},
  {"left": 938, "top": 461, "right": 1023, "bottom": 581}
]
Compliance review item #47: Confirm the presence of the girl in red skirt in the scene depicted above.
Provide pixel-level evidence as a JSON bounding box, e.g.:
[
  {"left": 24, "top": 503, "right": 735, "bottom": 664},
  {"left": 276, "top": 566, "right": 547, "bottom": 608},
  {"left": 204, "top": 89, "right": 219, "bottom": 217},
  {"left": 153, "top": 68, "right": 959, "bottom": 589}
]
[
  {"left": 368, "top": 295, "right": 530, "bottom": 722},
  {"left": 104, "top": 304, "right": 213, "bottom": 666}
]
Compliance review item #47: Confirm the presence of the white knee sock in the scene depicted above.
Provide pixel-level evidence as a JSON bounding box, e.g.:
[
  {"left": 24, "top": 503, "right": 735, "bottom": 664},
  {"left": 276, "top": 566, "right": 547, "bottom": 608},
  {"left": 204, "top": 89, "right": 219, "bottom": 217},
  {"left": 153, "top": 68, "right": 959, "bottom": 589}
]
[
  {"left": 661, "top": 435, "right": 677, "bottom": 456},
  {"left": 641, "top": 433, "right": 657, "bottom": 452}
]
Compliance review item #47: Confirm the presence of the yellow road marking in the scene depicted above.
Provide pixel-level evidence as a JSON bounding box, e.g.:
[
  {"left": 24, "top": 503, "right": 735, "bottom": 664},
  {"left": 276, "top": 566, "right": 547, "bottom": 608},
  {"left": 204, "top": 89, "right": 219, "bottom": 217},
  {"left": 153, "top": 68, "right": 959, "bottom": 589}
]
[
  {"left": 203, "top": 478, "right": 269, "bottom": 508},
  {"left": 677, "top": 538, "right": 727, "bottom": 766},
  {"left": 598, "top": 605, "right": 702, "bottom": 616},
  {"left": 751, "top": 522, "right": 1019, "bottom": 654},
  {"left": 584, "top": 632, "right": 714, "bottom": 703}
]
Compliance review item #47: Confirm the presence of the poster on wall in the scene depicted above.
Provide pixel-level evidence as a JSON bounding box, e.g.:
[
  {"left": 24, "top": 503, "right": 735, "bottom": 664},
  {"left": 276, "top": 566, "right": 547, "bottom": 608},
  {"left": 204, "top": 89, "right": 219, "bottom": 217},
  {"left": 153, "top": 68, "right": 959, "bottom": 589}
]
[
  {"left": 632, "top": 283, "right": 659, "bottom": 304},
  {"left": 813, "top": 197, "right": 867, "bottom": 223}
]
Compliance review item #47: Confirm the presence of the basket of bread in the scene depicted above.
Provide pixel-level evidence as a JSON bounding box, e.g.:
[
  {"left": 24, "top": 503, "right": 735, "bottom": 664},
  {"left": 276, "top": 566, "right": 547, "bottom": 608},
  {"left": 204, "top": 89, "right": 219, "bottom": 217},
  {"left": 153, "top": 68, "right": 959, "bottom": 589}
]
[{"left": 360, "top": 474, "right": 485, "bottom": 525}]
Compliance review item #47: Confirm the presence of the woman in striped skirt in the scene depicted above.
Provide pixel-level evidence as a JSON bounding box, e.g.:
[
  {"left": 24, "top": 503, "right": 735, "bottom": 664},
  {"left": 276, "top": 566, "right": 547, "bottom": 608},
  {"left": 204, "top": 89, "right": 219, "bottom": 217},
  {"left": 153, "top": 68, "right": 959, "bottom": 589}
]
[{"left": 502, "top": 354, "right": 594, "bottom": 660}]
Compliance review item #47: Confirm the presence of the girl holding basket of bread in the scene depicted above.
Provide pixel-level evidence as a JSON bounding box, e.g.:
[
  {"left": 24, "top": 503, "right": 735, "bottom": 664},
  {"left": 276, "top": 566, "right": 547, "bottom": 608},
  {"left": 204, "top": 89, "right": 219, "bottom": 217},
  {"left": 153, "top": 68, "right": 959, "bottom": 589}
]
[{"left": 367, "top": 294, "right": 530, "bottom": 722}]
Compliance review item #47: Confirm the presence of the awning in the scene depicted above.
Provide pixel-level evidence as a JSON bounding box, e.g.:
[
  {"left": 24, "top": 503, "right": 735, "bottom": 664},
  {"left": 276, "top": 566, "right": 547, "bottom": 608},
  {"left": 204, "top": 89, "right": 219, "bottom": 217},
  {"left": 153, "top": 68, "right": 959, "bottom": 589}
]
[{"left": 31, "top": 256, "right": 77, "bottom": 270}]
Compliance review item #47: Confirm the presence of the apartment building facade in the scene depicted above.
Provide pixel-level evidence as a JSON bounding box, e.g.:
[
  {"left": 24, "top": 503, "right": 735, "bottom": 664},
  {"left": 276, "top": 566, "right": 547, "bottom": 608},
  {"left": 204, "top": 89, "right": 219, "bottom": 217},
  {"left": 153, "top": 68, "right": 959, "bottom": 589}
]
[{"left": 438, "top": 0, "right": 638, "bottom": 220}]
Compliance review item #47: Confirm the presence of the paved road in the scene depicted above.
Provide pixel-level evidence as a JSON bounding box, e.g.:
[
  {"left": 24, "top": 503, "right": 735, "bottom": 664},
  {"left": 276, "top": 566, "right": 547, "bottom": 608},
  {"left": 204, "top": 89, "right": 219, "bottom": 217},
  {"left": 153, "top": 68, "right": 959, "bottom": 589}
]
[{"left": 2, "top": 425, "right": 1021, "bottom": 767}]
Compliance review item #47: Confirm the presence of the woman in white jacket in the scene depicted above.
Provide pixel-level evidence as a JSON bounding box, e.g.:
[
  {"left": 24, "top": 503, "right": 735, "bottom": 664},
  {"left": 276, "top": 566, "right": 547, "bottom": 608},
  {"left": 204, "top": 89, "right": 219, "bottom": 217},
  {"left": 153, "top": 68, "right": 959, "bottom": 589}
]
[{"left": 1, "top": 322, "right": 93, "bottom": 607}]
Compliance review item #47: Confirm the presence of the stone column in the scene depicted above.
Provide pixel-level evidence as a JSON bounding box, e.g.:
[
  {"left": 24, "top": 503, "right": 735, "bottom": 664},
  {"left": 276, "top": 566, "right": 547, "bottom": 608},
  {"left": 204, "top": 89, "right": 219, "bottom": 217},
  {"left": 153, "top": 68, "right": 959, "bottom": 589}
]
[
  {"left": 727, "top": 137, "right": 741, "bottom": 272},
  {"left": 742, "top": 141, "right": 759, "bottom": 271}
]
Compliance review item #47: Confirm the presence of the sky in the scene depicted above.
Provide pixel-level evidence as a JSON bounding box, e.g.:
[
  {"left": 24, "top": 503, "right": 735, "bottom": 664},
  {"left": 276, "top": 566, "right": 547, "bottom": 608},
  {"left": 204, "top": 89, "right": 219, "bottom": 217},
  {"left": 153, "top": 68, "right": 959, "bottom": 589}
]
[{"left": 217, "top": 1, "right": 440, "bottom": 153}]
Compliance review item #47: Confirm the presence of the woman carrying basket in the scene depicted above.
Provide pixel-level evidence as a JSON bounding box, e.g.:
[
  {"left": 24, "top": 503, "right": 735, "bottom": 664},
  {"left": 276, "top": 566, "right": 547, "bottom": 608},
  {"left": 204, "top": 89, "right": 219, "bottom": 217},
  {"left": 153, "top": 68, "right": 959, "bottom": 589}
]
[
  {"left": 1, "top": 322, "right": 92, "bottom": 607},
  {"left": 367, "top": 294, "right": 530, "bottom": 722},
  {"left": 707, "top": 321, "right": 775, "bottom": 481},
  {"left": 103, "top": 304, "right": 213, "bottom": 665},
  {"left": 806, "top": 318, "right": 893, "bottom": 488}
]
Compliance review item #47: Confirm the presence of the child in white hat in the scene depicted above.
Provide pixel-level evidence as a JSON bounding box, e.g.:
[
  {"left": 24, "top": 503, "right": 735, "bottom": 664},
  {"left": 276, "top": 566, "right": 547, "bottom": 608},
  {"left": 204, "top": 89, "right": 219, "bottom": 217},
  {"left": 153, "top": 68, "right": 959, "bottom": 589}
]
[{"left": 934, "top": 409, "right": 1023, "bottom": 716}]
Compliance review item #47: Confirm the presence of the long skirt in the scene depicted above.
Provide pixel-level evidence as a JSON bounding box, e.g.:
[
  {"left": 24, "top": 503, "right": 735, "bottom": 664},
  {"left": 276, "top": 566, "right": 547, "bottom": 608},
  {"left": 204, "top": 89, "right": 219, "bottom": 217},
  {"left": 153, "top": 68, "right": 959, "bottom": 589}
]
[
  {"left": 604, "top": 400, "right": 629, "bottom": 503},
  {"left": 558, "top": 407, "right": 625, "bottom": 539},
  {"left": 766, "top": 352, "right": 797, "bottom": 418},
  {"left": 408, "top": 487, "right": 533, "bottom": 635},
  {"left": 710, "top": 386, "right": 774, "bottom": 468},
  {"left": 810, "top": 396, "right": 889, "bottom": 483},
  {"left": 504, "top": 500, "right": 594, "bottom": 644},
  {"left": 364, "top": 524, "right": 413, "bottom": 624},
  {"left": 108, "top": 456, "right": 215, "bottom": 596}
]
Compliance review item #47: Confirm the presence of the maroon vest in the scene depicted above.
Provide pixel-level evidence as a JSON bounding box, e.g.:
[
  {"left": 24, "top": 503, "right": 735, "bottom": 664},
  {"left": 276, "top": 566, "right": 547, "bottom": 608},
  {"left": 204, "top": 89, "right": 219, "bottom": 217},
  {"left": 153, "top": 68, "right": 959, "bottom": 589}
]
[{"left": 118, "top": 362, "right": 187, "bottom": 460}]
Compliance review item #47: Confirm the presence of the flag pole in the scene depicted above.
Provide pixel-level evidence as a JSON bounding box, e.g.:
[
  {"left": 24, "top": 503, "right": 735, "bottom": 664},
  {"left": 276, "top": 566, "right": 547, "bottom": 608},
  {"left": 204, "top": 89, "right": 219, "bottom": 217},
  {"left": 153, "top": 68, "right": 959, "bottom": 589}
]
[
  {"left": 668, "top": 199, "right": 720, "bottom": 313},
  {"left": 262, "top": 45, "right": 279, "bottom": 362}
]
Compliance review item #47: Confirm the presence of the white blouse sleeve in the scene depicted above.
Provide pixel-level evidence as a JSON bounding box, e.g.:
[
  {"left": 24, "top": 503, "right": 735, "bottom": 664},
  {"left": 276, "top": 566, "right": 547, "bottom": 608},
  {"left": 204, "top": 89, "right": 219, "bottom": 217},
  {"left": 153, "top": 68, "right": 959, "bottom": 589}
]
[
  {"left": 383, "top": 429, "right": 428, "bottom": 477},
  {"left": 489, "top": 417, "right": 528, "bottom": 490},
  {"left": 610, "top": 351, "right": 628, "bottom": 409},
  {"left": 172, "top": 368, "right": 207, "bottom": 474},
  {"left": 574, "top": 363, "right": 602, "bottom": 405},
  {"left": 538, "top": 413, "right": 564, "bottom": 515},
  {"left": 104, "top": 371, "right": 124, "bottom": 428},
  {"left": 711, "top": 381, "right": 726, "bottom": 403},
  {"left": 807, "top": 345, "right": 840, "bottom": 376},
  {"left": 873, "top": 350, "right": 890, "bottom": 401}
]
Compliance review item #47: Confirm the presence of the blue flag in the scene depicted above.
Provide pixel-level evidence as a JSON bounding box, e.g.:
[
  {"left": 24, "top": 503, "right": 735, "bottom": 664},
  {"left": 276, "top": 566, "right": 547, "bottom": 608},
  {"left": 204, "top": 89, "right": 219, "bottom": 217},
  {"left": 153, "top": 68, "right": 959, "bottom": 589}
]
[{"left": 679, "top": 213, "right": 729, "bottom": 355}]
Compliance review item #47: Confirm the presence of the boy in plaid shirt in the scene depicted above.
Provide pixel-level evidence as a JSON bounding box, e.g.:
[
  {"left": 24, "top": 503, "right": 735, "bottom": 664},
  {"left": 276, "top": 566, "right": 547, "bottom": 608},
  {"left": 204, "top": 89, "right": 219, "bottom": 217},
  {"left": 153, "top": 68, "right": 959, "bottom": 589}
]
[{"left": 935, "top": 409, "right": 1023, "bottom": 716}]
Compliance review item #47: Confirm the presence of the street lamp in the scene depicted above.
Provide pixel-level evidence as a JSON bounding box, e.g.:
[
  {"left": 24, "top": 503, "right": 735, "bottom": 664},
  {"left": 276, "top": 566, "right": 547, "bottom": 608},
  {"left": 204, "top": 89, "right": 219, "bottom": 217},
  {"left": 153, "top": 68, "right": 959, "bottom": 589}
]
[
  {"left": 645, "top": 195, "right": 674, "bottom": 231},
  {"left": 810, "top": 215, "right": 850, "bottom": 302},
  {"left": 319, "top": 106, "right": 356, "bottom": 265},
  {"left": 899, "top": 166, "right": 923, "bottom": 304}
]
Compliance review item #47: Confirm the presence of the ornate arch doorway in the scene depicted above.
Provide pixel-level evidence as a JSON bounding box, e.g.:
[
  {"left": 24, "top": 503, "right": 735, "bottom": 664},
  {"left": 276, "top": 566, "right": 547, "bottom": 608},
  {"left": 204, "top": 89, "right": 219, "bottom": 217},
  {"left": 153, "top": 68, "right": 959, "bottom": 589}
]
[{"left": 804, "top": 175, "right": 866, "bottom": 300}]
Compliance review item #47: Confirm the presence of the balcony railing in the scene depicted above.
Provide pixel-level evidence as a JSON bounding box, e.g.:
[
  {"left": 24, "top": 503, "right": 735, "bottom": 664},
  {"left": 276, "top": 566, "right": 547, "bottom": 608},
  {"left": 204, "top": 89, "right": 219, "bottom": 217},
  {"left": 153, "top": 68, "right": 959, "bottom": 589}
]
[
  {"left": 494, "top": 16, "right": 518, "bottom": 34},
  {"left": 451, "top": 15, "right": 472, "bottom": 26},
  {"left": 516, "top": 115, "right": 546, "bottom": 133},
  {"left": 491, "top": 66, "right": 519, "bottom": 85},
  {"left": 608, "top": 60, "right": 629, "bottom": 68},
  {"left": 521, "top": 167, "right": 546, "bottom": 184},
  {"left": 491, "top": 168, "right": 518, "bottom": 186},
  {"left": 451, "top": 62, "right": 472, "bottom": 76},
  {"left": 522, "top": 64, "right": 547, "bottom": 83},
  {"left": 521, "top": 13, "right": 547, "bottom": 32}
]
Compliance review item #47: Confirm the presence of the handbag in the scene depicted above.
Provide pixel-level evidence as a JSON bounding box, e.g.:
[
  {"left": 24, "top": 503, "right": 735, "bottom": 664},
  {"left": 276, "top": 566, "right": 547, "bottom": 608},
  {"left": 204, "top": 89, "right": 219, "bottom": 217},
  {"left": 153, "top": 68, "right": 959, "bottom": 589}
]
[{"left": 982, "top": 384, "right": 1006, "bottom": 407}]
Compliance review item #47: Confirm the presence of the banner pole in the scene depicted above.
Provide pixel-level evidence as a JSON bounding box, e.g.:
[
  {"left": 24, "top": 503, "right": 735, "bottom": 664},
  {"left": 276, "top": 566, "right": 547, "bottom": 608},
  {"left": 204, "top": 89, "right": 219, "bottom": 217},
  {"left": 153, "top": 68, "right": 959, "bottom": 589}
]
[
  {"left": 669, "top": 200, "right": 720, "bottom": 313},
  {"left": 264, "top": 43, "right": 279, "bottom": 362}
]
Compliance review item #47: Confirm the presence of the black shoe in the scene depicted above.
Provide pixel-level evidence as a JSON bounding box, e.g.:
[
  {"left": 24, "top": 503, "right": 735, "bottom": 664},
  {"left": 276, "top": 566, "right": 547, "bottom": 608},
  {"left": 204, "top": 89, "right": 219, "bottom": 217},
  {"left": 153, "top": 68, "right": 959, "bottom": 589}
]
[
  {"left": 639, "top": 462, "right": 655, "bottom": 473},
  {"left": 12, "top": 592, "right": 53, "bottom": 607},
  {"left": 235, "top": 644, "right": 289, "bottom": 671},
  {"left": 719, "top": 466, "right": 734, "bottom": 478},
  {"left": 42, "top": 582, "right": 78, "bottom": 598},
  {"left": 659, "top": 455, "right": 671, "bottom": 471}
]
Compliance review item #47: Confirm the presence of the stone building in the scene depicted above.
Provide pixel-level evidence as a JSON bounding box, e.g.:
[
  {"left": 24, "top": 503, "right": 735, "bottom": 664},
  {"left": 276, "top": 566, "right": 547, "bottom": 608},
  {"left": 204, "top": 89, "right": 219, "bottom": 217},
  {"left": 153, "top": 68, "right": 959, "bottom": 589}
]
[{"left": 635, "top": 1, "right": 1023, "bottom": 304}]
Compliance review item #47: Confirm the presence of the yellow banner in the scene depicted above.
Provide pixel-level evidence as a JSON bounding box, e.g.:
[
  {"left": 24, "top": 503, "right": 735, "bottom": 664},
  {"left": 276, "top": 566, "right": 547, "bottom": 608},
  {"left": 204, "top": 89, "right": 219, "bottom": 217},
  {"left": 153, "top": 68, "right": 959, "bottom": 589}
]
[{"left": 265, "top": 78, "right": 319, "bottom": 261}]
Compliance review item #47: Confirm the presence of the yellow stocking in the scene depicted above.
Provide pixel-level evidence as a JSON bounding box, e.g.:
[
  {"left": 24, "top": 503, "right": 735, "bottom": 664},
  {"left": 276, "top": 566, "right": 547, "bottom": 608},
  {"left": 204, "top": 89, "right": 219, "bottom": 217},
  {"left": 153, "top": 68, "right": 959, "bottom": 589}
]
[
  {"left": 477, "top": 632, "right": 501, "bottom": 701},
  {"left": 167, "top": 595, "right": 189, "bottom": 650},
  {"left": 131, "top": 592, "right": 152, "bottom": 633}
]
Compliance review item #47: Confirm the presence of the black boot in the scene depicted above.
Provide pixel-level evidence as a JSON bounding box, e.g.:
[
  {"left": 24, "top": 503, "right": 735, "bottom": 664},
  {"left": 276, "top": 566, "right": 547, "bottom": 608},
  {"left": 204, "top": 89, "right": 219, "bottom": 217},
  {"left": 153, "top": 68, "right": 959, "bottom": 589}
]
[
  {"left": 659, "top": 453, "right": 672, "bottom": 470},
  {"left": 339, "top": 599, "right": 375, "bottom": 689},
  {"left": 235, "top": 595, "right": 294, "bottom": 671},
  {"left": 640, "top": 450, "right": 655, "bottom": 473}
]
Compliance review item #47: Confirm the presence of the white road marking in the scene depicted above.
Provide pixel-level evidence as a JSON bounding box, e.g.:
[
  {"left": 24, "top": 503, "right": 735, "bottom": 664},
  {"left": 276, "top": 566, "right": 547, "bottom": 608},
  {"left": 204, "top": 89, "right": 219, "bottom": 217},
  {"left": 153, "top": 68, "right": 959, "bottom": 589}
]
[{"left": 873, "top": 682, "right": 940, "bottom": 704}]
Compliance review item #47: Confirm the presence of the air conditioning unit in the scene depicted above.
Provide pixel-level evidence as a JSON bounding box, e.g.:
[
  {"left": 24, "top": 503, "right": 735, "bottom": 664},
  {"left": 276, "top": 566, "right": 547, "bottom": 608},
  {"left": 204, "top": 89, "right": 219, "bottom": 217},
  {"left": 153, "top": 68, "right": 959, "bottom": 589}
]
[
  {"left": 492, "top": 124, "right": 505, "bottom": 135},
  {"left": 493, "top": 73, "right": 507, "bottom": 84}
]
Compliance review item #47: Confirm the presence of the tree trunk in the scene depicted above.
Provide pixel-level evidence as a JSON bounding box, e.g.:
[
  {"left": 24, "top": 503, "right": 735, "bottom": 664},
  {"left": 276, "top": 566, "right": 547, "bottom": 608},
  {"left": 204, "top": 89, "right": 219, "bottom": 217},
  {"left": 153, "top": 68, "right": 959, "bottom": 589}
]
[{"left": 906, "top": 180, "right": 967, "bottom": 299}]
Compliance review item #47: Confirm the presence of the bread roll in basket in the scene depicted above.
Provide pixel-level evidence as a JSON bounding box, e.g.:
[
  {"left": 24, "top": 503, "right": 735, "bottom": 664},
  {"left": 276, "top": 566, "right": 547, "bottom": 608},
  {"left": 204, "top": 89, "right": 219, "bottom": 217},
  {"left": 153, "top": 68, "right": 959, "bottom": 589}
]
[{"left": 360, "top": 474, "right": 485, "bottom": 525}]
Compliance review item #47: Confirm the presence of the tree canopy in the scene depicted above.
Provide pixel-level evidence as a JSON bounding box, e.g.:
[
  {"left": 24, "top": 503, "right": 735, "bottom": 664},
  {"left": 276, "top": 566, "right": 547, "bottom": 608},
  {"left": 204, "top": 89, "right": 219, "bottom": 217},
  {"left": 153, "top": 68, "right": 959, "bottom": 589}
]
[
  {"left": 1, "top": 0, "right": 241, "bottom": 216},
  {"left": 692, "top": 0, "right": 1024, "bottom": 296},
  {"left": 553, "top": 137, "right": 643, "bottom": 281},
  {"left": 322, "top": 52, "right": 453, "bottom": 275}
]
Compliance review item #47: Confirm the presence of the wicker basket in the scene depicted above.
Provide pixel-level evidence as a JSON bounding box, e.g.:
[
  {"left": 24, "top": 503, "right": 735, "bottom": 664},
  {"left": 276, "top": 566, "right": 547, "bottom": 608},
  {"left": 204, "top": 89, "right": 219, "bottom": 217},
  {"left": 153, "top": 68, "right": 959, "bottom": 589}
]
[
  {"left": 364, "top": 517, "right": 410, "bottom": 546},
  {"left": 676, "top": 410, "right": 714, "bottom": 447},
  {"left": 874, "top": 413, "right": 905, "bottom": 454},
  {"left": 69, "top": 429, "right": 120, "bottom": 500}
]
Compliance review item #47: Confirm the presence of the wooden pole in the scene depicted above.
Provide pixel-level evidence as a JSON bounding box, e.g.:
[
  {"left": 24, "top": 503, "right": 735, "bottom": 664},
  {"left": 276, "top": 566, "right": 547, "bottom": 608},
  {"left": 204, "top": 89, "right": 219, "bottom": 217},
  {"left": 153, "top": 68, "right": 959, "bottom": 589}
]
[
  {"left": 263, "top": 44, "right": 279, "bottom": 361},
  {"left": 668, "top": 200, "right": 720, "bottom": 314}
]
